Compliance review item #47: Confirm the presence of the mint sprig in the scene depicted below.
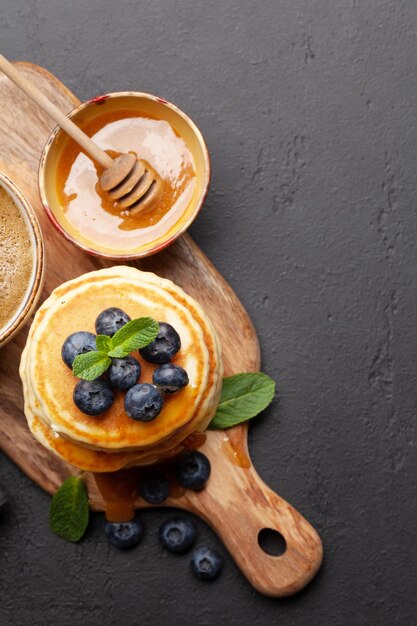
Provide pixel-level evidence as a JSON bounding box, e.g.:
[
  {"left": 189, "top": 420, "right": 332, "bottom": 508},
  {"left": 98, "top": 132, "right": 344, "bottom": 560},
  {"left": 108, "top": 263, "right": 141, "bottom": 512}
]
[
  {"left": 49, "top": 476, "right": 89, "bottom": 542},
  {"left": 208, "top": 372, "right": 275, "bottom": 430},
  {"left": 108, "top": 317, "right": 159, "bottom": 357},
  {"left": 95, "top": 334, "right": 113, "bottom": 353},
  {"left": 72, "top": 317, "right": 158, "bottom": 381},
  {"left": 73, "top": 351, "right": 111, "bottom": 381}
]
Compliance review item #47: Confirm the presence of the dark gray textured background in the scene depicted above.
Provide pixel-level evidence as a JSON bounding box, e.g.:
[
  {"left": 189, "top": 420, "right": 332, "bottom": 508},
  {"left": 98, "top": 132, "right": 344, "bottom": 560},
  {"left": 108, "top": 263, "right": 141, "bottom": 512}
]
[{"left": 1, "top": 1, "right": 416, "bottom": 624}]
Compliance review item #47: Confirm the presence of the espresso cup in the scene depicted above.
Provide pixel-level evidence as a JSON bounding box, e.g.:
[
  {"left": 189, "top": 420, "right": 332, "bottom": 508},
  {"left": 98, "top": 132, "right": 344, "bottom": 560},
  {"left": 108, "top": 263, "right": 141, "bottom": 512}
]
[{"left": 0, "top": 172, "right": 44, "bottom": 348}]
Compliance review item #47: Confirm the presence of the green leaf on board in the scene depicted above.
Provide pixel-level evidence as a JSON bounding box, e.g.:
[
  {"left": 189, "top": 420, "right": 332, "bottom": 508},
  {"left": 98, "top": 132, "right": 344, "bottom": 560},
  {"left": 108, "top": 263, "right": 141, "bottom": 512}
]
[{"left": 208, "top": 372, "right": 275, "bottom": 430}]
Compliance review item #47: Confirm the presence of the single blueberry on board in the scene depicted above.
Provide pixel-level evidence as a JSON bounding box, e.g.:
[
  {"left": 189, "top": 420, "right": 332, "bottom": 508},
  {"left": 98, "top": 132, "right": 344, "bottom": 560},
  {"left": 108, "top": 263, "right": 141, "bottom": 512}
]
[
  {"left": 139, "top": 473, "right": 169, "bottom": 505},
  {"left": 175, "top": 450, "right": 211, "bottom": 491}
]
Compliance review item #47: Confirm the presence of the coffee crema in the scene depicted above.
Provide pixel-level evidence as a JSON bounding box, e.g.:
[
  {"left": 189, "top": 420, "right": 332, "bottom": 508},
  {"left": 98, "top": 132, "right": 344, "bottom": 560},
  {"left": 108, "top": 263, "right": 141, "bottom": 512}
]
[{"left": 0, "top": 186, "right": 33, "bottom": 332}]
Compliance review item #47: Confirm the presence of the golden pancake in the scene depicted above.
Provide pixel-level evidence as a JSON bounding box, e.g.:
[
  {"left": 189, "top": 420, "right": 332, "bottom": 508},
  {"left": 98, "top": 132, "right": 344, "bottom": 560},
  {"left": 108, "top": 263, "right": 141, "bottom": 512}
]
[
  {"left": 20, "top": 266, "right": 222, "bottom": 470},
  {"left": 28, "top": 277, "right": 208, "bottom": 448}
]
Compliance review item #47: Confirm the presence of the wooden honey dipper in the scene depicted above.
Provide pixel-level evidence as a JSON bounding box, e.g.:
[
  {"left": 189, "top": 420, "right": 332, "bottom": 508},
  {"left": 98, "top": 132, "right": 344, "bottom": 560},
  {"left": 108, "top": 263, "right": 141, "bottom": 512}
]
[{"left": 0, "top": 53, "right": 161, "bottom": 214}]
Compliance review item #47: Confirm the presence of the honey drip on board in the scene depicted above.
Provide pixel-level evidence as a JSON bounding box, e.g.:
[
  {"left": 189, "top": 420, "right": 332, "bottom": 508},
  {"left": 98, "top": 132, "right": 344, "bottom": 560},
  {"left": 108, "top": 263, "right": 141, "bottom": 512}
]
[
  {"left": 94, "top": 469, "right": 140, "bottom": 522},
  {"left": 93, "top": 432, "right": 249, "bottom": 523},
  {"left": 168, "top": 475, "right": 186, "bottom": 499},
  {"left": 221, "top": 434, "right": 251, "bottom": 468},
  {"left": 182, "top": 432, "right": 206, "bottom": 449}
]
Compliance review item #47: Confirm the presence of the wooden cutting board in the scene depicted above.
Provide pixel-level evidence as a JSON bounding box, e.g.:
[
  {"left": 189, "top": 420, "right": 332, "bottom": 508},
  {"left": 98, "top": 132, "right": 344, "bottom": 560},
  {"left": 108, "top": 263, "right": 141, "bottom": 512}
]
[{"left": 0, "top": 62, "right": 322, "bottom": 597}]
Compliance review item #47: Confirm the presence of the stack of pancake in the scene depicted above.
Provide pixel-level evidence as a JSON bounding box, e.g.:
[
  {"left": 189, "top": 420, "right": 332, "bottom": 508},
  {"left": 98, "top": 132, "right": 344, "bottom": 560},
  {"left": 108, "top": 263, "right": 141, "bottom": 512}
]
[{"left": 20, "top": 266, "right": 223, "bottom": 472}]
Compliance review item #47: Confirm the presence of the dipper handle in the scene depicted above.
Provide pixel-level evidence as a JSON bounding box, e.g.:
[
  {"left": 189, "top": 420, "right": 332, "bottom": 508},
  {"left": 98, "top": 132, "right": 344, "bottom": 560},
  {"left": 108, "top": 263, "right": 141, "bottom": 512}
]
[{"left": 0, "top": 53, "right": 112, "bottom": 169}]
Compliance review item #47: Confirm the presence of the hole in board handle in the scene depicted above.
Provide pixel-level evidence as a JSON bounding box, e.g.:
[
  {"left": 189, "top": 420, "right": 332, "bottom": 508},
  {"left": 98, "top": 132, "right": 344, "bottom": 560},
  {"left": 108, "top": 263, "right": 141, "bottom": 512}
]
[{"left": 258, "top": 528, "right": 287, "bottom": 556}]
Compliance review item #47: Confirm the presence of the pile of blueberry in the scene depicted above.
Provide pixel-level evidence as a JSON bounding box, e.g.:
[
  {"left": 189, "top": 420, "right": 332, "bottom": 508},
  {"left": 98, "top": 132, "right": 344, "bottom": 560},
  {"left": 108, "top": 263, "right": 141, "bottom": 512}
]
[
  {"left": 105, "top": 450, "right": 222, "bottom": 581},
  {"left": 61, "top": 307, "right": 189, "bottom": 420},
  {"left": 105, "top": 515, "right": 222, "bottom": 581}
]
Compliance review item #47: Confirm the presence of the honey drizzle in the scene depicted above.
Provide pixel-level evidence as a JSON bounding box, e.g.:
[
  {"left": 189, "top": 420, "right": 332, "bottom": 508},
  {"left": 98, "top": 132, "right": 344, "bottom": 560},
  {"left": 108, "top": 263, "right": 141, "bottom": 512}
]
[
  {"left": 221, "top": 434, "right": 251, "bottom": 468},
  {"left": 168, "top": 476, "right": 186, "bottom": 499},
  {"left": 93, "top": 441, "right": 205, "bottom": 521},
  {"left": 93, "top": 469, "right": 140, "bottom": 522},
  {"left": 182, "top": 432, "right": 206, "bottom": 449},
  {"left": 94, "top": 431, "right": 248, "bottom": 522}
]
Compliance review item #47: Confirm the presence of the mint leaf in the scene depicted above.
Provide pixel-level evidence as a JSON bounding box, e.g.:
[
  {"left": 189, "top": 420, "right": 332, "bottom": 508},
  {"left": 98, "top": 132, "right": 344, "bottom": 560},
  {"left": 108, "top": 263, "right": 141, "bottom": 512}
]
[
  {"left": 49, "top": 476, "right": 89, "bottom": 542},
  {"left": 208, "top": 372, "right": 275, "bottom": 430},
  {"left": 108, "top": 317, "right": 158, "bottom": 358},
  {"left": 70, "top": 318, "right": 158, "bottom": 376},
  {"left": 72, "top": 351, "right": 111, "bottom": 380},
  {"left": 95, "top": 334, "right": 113, "bottom": 353}
]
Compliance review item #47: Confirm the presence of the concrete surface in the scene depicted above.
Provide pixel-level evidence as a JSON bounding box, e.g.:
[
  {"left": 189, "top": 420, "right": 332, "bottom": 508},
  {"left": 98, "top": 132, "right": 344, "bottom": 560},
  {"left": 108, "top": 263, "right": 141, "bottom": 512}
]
[{"left": 1, "top": 1, "right": 416, "bottom": 624}]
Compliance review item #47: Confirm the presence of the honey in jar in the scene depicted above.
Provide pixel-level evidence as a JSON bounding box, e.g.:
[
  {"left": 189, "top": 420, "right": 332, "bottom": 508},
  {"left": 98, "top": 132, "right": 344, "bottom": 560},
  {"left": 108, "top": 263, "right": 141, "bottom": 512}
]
[{"left": 54, "top": 108, "right": 198, "bottom": 255}]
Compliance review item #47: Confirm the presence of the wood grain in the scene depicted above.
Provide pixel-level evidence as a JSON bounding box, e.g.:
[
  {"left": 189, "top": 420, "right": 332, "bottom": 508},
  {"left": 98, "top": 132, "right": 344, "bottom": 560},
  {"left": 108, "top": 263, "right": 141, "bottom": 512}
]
[{"left": 0, "top": 62, "right": 322, "bottom": 597}]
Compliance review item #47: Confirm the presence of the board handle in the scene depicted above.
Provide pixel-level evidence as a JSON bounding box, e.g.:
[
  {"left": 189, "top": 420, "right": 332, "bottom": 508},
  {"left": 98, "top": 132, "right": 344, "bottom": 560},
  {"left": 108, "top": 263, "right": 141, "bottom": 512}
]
[{"left": 179, "top": 428, "right": 323, "bottom": 597}]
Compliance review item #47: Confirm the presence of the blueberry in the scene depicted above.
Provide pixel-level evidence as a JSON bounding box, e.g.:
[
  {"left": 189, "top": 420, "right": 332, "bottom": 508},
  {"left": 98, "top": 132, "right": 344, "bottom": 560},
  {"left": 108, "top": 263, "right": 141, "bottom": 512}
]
[
  {"left": 191, "top": 547, "right": 222, "bottom": 580},
  {"left": 61, "top": 331, "right": 96, "bottom": 368},
  {"left": 139, "top": 322, "right": 181, "bottom": 364},
  {"left": 153, "top": 363, "right": 189, "bottom": 393},
  {"left": 124, "top": 384, "right": 163, "bottom": 421},
  {"left": 139, "top": 473, "right": 169, "bottom": 504},
  {"left": 159, "top": 517, "right": 196, "bottom": 553},
  {"left": 108, "top": 356, "right": 141, "bottom": 390},
  {"left": 175, "top": 451, "right": 211, "bottom": 491},
  {"left": 95, "top": 307, "right": 131, "bottom": 337},
  {"left": 105, "top": 518, "right": 143, "bottom": 549},
  {"left": 73, "top": 379, "right": 114, "bottom": 415}
]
